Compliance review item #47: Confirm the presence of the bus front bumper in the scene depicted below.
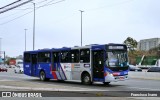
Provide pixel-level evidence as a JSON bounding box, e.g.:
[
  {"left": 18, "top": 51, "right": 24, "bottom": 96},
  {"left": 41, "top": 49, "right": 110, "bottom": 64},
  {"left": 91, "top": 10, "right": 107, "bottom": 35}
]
[{"left": 105, "top": 74, "right": 128, "bottom": 82}]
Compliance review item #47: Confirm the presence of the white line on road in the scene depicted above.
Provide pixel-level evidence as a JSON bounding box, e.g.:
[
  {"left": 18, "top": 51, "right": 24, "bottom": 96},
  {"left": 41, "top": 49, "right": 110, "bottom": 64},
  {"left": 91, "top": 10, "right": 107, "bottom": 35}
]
[
  {"left": 0, "top": 79, "right": 14, "bottom": 81},
  {"left": 0, "top": 85, "right": 108, "bottom": 91},
  {"left": 0, "top": 75, "right": 108, "bottom": 91},
  {"left": 126, "top": 86, "right": 160, "bottom": 91},
  {"left": 0, "top": 74, "right": 36, "bottom": 79}
]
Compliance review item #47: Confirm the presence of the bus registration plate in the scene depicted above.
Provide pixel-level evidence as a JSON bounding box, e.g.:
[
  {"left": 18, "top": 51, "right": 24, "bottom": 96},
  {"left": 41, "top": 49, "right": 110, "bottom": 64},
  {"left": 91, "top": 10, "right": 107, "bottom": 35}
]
[{"left": 119, "top": 76, "right": 124, "bottom": 80}]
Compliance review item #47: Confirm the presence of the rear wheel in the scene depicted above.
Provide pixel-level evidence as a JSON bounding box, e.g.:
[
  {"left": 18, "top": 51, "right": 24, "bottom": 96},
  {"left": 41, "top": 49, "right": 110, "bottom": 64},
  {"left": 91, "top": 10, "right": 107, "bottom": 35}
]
[
  {"left": 82, "top": 73, "right": 92, "bottom": 85},
  {"left": 40, "top": 71, "right": 49, "bottom": 81},
  {"left": 40, "top": 71, "right": 46, "bottom": 81}
]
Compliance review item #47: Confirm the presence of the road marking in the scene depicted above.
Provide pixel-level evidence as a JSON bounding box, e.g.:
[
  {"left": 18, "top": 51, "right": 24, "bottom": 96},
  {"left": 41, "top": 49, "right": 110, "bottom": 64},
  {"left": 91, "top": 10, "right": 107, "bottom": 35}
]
[
  {"left": 126, "top": 86, "right": 160, "bottom": 91},
  {"left": 0, "top": 85, "right": 108, "bottom": 91},
  {"left": 0, "top": 74, "right": 36, "bottom": 79},
  {"left": 28, "top": 81, "right": 110, "bottom": 91},
  {"left": 0, "top": 79, "right": 14, "bottom": 81},
  {"left": 0, "top": 75, "right": 108, "bottom": 91}
]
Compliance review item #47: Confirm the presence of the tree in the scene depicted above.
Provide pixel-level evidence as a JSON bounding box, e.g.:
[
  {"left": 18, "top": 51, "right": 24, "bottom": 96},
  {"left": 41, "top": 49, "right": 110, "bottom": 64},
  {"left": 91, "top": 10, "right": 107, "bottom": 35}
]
[
  {"left": 123, "top": 37, "right": 138, "bottom": 64},
  {"left": 123, "top": 37, "right": 138, "bottom": 50}
]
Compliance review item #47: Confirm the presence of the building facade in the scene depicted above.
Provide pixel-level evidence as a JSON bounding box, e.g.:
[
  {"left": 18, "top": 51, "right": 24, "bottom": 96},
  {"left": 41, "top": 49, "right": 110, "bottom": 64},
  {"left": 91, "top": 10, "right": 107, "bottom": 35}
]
[{"left": 137, "top": 38, "right": 160, "bottom": 51}]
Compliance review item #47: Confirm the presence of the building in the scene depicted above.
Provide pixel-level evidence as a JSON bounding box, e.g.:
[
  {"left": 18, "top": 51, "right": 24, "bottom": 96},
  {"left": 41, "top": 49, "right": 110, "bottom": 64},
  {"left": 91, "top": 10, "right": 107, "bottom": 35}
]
[
  {"left": 16, "top": 55, "right": 23, "bottom": 60},
  {"left": 137, "top": 38, "right": 160, "bottom": 51}
]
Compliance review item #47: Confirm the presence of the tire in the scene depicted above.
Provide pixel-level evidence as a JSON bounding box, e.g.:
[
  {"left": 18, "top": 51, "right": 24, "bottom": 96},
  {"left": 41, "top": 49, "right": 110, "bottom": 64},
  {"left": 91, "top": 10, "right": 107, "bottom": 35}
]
[
  {"left": 81, "top": 73, "right": 92, "bottom": 85},
  {"left": 103, "top": 82, "right": 110, "bottom": 85},
  {"left": 40, "top": 71, "right": 50, "bottom": 81},
  {"left": 40, "top": 71, "right": 46, "bottom": 81}
]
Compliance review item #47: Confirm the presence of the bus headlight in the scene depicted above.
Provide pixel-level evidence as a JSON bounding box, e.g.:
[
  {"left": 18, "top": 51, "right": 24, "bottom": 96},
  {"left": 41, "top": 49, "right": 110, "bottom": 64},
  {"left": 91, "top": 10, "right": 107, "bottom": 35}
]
[{"left": 105, "top": 72, "right": 113, "bottom": 77}]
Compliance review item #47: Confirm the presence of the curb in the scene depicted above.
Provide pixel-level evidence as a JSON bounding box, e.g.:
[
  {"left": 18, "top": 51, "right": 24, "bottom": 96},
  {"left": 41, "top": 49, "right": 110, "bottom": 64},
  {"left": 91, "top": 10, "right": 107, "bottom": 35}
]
[{"left": 129, "top": 77, "right": 160, "bottom": 81}]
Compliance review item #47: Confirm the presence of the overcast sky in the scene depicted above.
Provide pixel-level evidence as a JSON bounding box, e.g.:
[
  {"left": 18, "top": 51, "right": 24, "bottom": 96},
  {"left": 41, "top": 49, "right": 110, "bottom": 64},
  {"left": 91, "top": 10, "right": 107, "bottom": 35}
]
[{"left": 0, "top": 0, "right": 160, "bottom": 57}]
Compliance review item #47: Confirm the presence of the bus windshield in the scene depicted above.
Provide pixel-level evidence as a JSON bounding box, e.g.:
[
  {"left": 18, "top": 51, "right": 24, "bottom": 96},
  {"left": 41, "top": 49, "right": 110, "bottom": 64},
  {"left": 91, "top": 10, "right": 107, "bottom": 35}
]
[{"left": 106, "top": 51, "right": 128, "bottom": 67}]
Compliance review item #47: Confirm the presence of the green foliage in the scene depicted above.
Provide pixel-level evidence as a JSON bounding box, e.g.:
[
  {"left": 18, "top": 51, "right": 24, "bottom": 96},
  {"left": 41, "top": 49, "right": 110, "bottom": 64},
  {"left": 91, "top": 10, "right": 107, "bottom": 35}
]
[
  {"left": 123, "top": 37, "right": 138, "bottom": 49},
  {"left": 123, "top": 37, "right": 160, "bottom": 65}
]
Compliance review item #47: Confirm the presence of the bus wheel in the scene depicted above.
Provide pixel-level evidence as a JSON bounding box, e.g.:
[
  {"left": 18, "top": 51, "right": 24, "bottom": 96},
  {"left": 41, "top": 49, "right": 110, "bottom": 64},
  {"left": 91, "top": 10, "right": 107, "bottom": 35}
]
[
  {"left": 82, "top": 73, "right": 92, "bottom": 85},
  {"left": 40, "top": 71, "right": 46, "bottom": 81},
  {"left": 103, "top": 82, "right": 110, "bottom": 85}
]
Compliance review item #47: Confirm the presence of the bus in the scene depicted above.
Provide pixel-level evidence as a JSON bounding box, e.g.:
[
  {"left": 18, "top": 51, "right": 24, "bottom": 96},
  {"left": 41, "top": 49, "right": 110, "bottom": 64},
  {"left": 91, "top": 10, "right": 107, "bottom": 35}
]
[{"left": 23, "top": 43, "right": 129, "bottom": 85}]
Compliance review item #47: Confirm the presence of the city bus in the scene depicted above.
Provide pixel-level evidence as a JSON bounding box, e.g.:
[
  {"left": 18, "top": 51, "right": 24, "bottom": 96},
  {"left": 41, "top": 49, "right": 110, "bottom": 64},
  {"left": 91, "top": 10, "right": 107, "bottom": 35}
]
[{"left": 23, "top": 43, "right": 129, "bottom": 85}]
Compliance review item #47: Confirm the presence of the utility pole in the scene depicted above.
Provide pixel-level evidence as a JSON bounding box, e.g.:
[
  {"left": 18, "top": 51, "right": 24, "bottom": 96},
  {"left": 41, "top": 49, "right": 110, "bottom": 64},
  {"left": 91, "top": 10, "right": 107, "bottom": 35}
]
[
  {"left": 79, "top": 10, "right": 84, "bottom": 46},
  {"left": 158, "top": 44, "right": 160, "bottom": 59},
  {"left": 24, "top": 29, "right": 27, "bottom": 51},
  {"left": 4, "top": 51, "right": 5, "bottom": 65},
  {"left": 33, "top": 2, "right": 35, "bottom": 50},
  {"left": 0, "top": 38, "right": 2, "bottom": 58}
]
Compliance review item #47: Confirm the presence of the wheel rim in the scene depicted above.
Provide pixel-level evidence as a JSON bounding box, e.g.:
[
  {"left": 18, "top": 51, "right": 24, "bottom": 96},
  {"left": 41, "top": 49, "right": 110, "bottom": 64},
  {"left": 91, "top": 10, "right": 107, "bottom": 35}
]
[
  {"left": 84, "top": 75, "right": 90, "bottom": 83},
  {"left": 40, "top": 72, "right": 45, "bottom": 80}
]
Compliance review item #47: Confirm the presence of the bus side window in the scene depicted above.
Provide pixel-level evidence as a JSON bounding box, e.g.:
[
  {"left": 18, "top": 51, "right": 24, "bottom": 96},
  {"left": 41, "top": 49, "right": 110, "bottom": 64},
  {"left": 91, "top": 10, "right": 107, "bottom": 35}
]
[
  {"left": 38, "top": 52, "right": 51, "bottom": 63},
  {"left": 60, "top": 51, "right": 71, "bottom": 63},
  {"left": 45, "top": 53, "right": 51, "bottom": 63},
  {"left": 53, "top": 52, "right": 59, "bottom": 62},
  {"left": 71, "top": 50, "right": 79, "bottom": 63},
  {"left": 32, "top": 54, "right": 37, "bottom": 64},
  {"left": 80, "top": 49, "right": 90, "bottom": 63},
  {"left": 24, "top": 53, "right": 31, "bottom": 63}
]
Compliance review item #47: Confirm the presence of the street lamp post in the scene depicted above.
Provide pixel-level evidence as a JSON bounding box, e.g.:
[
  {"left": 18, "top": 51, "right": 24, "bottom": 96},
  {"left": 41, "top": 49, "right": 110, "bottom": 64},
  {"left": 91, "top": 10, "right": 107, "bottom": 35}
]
[
  {"left": 0, "top": 38, "right": 5, "bottom": 64},
  {"left": 79, "top": 10, "right": 84, "bottom": 46},
  {"left": 24, "top": 29, "right": 27, "bottom": 51},
  {"left": 33, "top": 2, "right": 35, "bottom": 50},
  {"left": 0, "top": 38, "right": 2, "bottom": 57}
]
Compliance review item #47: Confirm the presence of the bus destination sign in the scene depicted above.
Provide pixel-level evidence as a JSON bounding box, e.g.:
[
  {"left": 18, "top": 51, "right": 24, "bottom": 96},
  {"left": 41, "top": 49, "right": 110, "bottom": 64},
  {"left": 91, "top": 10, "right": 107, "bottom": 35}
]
[{"left": 108, "top": 46, "right": 124, "bottom": 49}]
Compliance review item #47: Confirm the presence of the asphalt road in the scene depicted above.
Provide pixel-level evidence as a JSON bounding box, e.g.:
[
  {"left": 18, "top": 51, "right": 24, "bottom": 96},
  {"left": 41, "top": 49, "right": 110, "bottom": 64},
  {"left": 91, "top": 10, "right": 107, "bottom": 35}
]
[{"left": 0, "top": 68, "right": 160, "bottom": 100}]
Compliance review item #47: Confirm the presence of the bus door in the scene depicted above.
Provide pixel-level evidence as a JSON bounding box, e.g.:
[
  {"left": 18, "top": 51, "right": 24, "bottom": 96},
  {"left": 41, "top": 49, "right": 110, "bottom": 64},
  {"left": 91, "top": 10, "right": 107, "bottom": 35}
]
[
  {"left": 92, "top": 50, "right": 104, "bottom": 80},
  {"left": 52, "top": 52, "right": 65, "bottom": 80},
  {"left": 31, "top": 54, "right": 37, "bottom": 76}
]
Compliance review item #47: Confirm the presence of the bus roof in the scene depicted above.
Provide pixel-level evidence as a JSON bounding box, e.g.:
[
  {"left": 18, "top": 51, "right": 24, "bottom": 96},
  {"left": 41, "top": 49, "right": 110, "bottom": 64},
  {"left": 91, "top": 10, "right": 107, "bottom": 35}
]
[{"left": 24, "top": 43, "right": 127, "bottom": 53}]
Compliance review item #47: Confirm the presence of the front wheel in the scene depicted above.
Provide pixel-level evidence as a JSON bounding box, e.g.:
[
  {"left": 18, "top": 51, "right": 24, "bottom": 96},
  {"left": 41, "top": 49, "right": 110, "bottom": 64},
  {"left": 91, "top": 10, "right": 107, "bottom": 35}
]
[{"left": 81, "top": 73, "right": 92, "bottom": 85}]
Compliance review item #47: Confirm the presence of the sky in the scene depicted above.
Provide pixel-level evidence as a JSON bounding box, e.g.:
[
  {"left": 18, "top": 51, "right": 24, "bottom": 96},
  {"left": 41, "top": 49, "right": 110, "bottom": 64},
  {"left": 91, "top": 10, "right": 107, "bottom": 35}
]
[{"left": 0, "top": 0, "right": 160, "bottom": 57}]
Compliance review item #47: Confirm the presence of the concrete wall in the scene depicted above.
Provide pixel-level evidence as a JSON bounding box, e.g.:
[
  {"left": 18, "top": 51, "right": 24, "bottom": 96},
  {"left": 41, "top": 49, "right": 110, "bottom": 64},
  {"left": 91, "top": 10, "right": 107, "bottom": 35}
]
[{"left": 129, "top": 71, "right": 160, "bottom": 80}]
